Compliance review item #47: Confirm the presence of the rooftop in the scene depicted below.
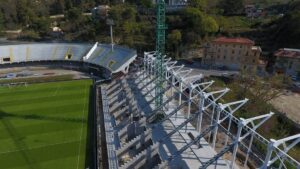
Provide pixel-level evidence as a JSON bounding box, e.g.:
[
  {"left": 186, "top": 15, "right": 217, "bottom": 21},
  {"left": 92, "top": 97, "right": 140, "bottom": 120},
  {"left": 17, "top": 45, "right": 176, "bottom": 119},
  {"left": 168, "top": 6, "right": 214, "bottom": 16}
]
[
  {"left": 252, "top": 46, "right": 262, "bottom": 52},
  {"left": 274, "top": 48, "right": 300, "bottom": 59},
  {"left": 213, "top": 37, "right": 255, "bottom": 45}
]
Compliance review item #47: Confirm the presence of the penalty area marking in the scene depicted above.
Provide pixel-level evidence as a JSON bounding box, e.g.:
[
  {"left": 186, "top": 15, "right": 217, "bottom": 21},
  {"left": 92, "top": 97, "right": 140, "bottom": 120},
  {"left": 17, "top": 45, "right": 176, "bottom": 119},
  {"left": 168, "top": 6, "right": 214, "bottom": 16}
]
[
  {"left": 52, "top": 83, "right": 61, "bottom": 97},
  {"left": 0, "top": 139, "right": 80, "bottom": 155}
]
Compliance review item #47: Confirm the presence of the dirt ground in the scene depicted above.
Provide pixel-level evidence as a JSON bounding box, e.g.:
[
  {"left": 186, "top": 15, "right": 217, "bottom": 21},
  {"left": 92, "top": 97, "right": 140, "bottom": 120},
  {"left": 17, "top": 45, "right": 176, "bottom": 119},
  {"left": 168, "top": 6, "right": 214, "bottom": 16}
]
[
  {"left": 0, "top": 66, "right": 91, "bottom": 80},
  {"left": 270, "top": 91, "right": 300, "bottom": 123}
]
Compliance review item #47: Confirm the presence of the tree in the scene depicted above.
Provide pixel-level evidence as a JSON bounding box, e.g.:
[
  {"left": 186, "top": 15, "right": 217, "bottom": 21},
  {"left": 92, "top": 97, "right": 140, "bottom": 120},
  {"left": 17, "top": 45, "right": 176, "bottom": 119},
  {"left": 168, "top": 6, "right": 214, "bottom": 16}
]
[
  {"left": 218, "top": 0, "right": 244, "bottom": 15},
  {"left": 183, "top": 7, "right": 218, "bottom": 35},
  {"left": 167, "top": 29, "right": 182, "bottom": 58},
  {"left": 140, "top": 0, "right": 153, "bottom": 8},
  {"left": 65, "top": 7, "right": 83, "bottom": 23},
  {"left": 202, "top": 16, "right": 218, "bottom": 33},
  {"left": 187, "top": 0, "right": 207, "bottom": 11},
  {"left": 0, "top": 11, "right": 4, "bottom": 32},
  {"left": 232, "top": 72, "right": 288, "bottom": 103},
  {"left": 108, "top": 4, "right": 143, "bottom": 47},
  {"left": 223, "top": 72, "right": 290, "bottom": 118},
  {"left": 16, "top": 0, "right": 35, "bottom": 26},
  {"left": 30, "top": 17, "right": 50, "bottom": 36},
  {"left": 64, "top": 0, "right": 73, "bottom": 10},
  {"left": 274, "top": 11, "right": 300, "bottom": 48},
  {"left": 183, "top": 7, "right": 205, "bottom": 33},
  {"left": 50, "top": 0, "right": 65, "bottom": 14}
]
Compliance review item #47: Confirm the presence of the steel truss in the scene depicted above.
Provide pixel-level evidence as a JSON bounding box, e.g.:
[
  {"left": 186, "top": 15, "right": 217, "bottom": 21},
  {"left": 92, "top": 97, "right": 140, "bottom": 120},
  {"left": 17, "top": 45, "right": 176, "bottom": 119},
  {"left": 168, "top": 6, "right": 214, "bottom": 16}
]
[{"left": 142, "top": 52, "right": 300, "bottom": 169}]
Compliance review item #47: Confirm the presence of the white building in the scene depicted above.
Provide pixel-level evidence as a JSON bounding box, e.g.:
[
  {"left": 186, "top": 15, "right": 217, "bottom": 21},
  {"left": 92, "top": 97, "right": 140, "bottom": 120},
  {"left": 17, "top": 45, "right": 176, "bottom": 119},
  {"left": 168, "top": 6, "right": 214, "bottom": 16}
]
[
  {"left": 274, "top": 48, "right": 300, "bottom": 78},
  {"left": 152, "top": 0, "right": 187, "bottom": 6}
]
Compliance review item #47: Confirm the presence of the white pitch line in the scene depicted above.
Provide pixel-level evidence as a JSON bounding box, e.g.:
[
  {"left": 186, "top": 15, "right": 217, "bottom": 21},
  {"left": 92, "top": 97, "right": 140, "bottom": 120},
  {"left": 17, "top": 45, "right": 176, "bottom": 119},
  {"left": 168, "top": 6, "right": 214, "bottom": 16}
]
[
  {"left": 52, "top": 84, "right": 61, "bottom": 97},
  {"left": 76, "top": 83, "right": 88, "bottom": 169},
  {"left": 0, "top": 140, "right": 79, "bottom": 155}
]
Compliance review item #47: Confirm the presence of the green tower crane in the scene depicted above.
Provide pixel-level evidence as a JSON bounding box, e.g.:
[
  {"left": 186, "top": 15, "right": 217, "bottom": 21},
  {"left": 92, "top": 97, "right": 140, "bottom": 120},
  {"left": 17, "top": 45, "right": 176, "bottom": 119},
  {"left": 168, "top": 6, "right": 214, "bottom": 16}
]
[{"left": 155, "top": 0, "right": 166, "bottom": 108}]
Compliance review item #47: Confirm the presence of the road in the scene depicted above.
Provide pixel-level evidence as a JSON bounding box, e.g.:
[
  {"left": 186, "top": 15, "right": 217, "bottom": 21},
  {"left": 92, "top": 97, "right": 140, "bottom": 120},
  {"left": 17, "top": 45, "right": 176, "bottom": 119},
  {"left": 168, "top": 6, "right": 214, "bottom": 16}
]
[
  {"left": 270, "top": 92, "right": 300, "bottom": 124},
  {"left": 177, "top": 61, "right": 239, "bottom": 77}
]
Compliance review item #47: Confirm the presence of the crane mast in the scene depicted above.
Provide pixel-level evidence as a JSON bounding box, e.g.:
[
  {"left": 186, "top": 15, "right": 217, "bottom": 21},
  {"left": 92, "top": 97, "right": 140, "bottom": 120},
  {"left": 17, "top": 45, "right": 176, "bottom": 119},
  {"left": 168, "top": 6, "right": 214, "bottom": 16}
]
[{"left": 155, "top": 0, "right": 166, "bottom": 108}]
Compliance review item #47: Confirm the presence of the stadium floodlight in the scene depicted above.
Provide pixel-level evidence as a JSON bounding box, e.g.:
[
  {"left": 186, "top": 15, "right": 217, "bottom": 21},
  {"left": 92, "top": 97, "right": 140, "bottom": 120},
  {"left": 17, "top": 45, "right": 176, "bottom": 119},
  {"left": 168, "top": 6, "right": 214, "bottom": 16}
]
[{"left": 106, "top": 19, "right": 115, "bottom": 51}]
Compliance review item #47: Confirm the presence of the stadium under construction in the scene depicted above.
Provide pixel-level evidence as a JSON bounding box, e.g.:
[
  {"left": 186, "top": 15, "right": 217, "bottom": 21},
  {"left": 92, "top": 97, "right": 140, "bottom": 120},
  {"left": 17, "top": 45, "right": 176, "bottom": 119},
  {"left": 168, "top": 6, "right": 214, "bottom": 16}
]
[
  {"left": 0, "top": 41, "right": 299, "bottom": 169},
  {"left": 0, "top": 1, "right": 300, "bottom": 168}
]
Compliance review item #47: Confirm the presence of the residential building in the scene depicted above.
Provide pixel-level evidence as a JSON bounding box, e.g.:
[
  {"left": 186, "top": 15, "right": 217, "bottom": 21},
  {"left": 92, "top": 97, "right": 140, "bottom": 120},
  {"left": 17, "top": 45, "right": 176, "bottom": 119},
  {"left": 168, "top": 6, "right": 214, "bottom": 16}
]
[
  {"left": 203, "top": 37, "right": 262, "bottom": 72},
  {"left": 184, "top": 47, "right": 205, "bottom": 59},
  {"left": 152, "top": 0, "right": 187, "bottom": 6},
  {"left": 50, "top": 26, "right": 63, "bottom": 38},
  {"left": 91, "top": 5, "right": 110, "bottom": 19},
  {"left": 245, "top": 5, "right": 265, "bottom": 18},
  {"left": 274, "top": 48, "right": 300, "bottom": 78}
]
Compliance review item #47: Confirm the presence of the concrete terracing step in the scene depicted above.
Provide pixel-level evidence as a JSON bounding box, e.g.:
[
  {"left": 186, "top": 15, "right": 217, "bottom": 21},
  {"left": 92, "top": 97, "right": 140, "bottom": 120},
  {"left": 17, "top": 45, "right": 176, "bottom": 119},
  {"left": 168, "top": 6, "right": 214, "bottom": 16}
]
[
  {"left": 107, "top": 84, "right": 129, "bottom": 97},
  {"left": 155, "top": 161, "right": 169, "bottom": 169},
  {"left": 107, "top": 78, "right": 122, "bottom": 86},
  {"left": 108, "top": 88, "right": 123, "bottom": 100},
  {"left": 116, "top": 129, "right": 152, "bottom": 158},
  {"left": 109, "top": 93, "right": 131, "bottom": 108},
  {"left": 106, "top": 80, "right": 119, "bottom": 88},
  {"left": 110, "top": 100, "right": 127, "bottom": 113},
  {"left": 118, "top": 117, "right": 147, "bottom": 141},
  {"left": 119, "top": 143, "right": 160, "bottom": 169},
  {"left": 107, "top": 79, "right": 128, "bottom": 94},
  {"left": 107, "top": 84, "right": 121, "bottom": 95},
  {"left": 113, "top": 106, "right": 129, "bottom": 119},
  {"left": 110, "top": 101, "right": 139, "bottom": 120},
  {"left": 114, "top": 107, "right": 140, "bottom": 123},
  {"left": 115, "top": 113, "right": 132, "bottom": 127},
  {"left": 108, "top": 95, "right": 119, "bottom": 106}
]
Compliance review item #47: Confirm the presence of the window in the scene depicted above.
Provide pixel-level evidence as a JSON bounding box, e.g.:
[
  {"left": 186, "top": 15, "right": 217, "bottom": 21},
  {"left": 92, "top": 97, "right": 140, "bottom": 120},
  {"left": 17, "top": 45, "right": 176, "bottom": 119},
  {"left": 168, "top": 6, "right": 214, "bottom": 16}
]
[
  {"left": 288, "top": 61, "right": 293, "bottom": 69},
  {"left": 240, "top": 45, "right": 242, "bottom": 48},
  {"left": 217, "top": 55, "right": 220, "bottom": 59},
  {"left": 224, "top": 55, "right": 226, "bottom": 59},
  {"left": 253, "top": 59, "right": 255, "bottom": 63},
  {"left": 232, "top": 50, "right": 235, "bottom": 54}
]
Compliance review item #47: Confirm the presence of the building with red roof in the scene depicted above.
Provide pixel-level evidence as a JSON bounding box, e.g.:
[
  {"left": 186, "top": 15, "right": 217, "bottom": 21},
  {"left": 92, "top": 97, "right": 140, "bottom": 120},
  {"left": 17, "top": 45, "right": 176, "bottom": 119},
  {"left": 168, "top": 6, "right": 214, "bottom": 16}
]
[
  {"left": 274, "top": 48, "right": 300, "bottom": 78},
  {"left": 212, "top": 37, "right": 255, "bottom": 45},
  {"left": 203, "top": 37, "right": 263, "bottom": 73}
]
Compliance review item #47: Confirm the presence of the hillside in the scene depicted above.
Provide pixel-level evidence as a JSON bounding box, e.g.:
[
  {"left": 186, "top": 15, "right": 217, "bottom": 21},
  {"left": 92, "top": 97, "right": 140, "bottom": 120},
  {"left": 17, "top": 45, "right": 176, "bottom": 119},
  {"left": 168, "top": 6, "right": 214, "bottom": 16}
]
[{"left": 266, "top": 1, "right": 300, "bottom": 49}]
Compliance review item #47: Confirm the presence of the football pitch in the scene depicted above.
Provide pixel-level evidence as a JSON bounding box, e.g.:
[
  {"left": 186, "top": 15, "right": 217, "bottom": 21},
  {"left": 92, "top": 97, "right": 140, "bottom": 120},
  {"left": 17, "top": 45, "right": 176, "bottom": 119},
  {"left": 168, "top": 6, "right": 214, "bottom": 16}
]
[{"left": 0, "top": 80, "right": 92, "bottom": 169}]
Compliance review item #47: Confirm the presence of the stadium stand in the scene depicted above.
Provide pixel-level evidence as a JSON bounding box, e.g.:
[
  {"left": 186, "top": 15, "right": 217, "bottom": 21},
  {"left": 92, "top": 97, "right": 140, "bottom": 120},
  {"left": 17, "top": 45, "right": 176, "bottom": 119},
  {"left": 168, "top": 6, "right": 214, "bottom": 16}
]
[
  {"left": 95, "top": 55, "right": 300, "bottom": 169},
  {"left": 0, "top": 43, "right": 137, "bottom": 74}
]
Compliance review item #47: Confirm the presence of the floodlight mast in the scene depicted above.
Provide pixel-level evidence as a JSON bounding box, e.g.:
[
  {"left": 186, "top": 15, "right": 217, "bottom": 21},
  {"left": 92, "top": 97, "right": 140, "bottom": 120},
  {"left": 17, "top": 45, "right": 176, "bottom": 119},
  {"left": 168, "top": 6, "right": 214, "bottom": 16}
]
[
  {"left": 155, "top": 0, "right": 166, "bottom": 108},
  {"left": 106, "top": 19, "right": 115, "bottom": 51}
]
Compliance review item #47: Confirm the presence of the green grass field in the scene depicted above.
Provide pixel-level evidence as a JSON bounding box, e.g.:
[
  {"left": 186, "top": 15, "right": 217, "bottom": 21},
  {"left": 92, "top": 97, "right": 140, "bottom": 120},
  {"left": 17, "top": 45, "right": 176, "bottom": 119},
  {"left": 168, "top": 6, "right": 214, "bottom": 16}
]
[{"left": 0, "top": 80, "right": 92, "bottom": 169}]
